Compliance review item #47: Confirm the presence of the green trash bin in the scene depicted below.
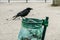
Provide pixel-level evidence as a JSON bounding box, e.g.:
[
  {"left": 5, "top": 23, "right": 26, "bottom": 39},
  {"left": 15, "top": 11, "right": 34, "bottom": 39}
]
[{"left": 18, "top": 17, "right": 49, "bottom": 40}]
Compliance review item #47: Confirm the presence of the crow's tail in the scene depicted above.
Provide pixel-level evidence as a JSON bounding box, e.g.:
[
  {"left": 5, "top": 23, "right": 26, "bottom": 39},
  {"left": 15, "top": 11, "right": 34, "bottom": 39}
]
[{"left": 12, "top": 15, "right": 17, "bottom": 20}]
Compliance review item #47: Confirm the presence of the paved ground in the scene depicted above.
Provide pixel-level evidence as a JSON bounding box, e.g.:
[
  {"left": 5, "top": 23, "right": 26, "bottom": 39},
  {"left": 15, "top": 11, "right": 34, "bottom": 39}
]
[{"left": 0, "top": 2, "right": 60, "bottom": 40}]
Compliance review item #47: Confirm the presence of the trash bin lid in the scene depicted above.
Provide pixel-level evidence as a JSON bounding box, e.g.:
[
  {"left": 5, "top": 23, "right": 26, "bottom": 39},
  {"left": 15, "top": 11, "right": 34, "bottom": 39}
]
[{"left": 22, "top": 18, "right": 43, "bottom": 29}]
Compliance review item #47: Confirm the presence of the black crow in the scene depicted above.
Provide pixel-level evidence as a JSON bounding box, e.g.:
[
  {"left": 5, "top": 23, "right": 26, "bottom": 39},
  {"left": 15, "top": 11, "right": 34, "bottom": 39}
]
[{"left": 13, "top": 7, "right": 33, "bottom": 20}]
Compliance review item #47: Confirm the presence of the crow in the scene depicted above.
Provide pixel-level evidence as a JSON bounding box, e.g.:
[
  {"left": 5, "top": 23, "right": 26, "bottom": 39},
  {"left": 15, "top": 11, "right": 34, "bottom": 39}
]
[{"left": 13, "top": 7, "right": 33, "bottom": 20}]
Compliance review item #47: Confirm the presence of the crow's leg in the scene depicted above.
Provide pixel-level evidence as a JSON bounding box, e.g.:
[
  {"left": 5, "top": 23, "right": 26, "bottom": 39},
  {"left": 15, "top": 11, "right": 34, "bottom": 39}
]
[
  {"left": 23, "top": 16, "right": 27, "bottom": 19},
  {"left": 24, "top": 17, "right": 26, "bottom": 18},
  {"left": 24, "top": 16, "right": 27, "bottom": 18}
]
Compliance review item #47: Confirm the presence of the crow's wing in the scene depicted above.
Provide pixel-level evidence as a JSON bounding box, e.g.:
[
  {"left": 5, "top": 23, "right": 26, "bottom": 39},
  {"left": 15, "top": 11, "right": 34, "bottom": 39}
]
[{"left": 17, "top": 10, "right": 30, "bottom": 17}]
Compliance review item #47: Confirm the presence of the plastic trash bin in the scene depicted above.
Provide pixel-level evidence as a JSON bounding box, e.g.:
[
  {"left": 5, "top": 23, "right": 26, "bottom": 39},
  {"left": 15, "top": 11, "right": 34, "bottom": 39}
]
[{"left": 18, "top": 17, "right": 49, "bottom": 40}]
